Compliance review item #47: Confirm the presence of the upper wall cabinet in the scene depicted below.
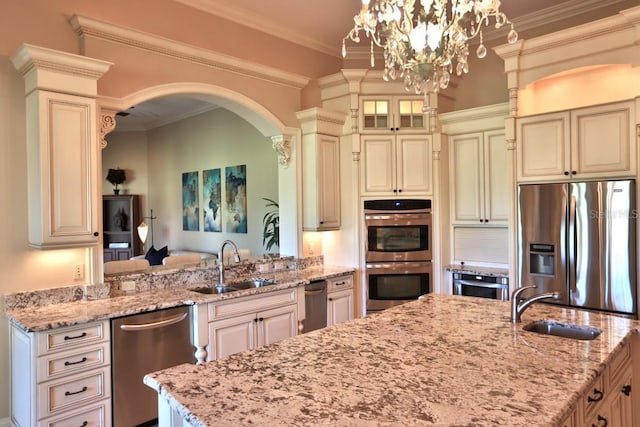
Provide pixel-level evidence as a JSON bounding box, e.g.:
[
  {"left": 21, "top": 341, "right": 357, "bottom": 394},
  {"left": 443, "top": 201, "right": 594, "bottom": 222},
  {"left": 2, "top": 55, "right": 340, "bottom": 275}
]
[
  {"left": 360, "top": 96, "right": 427, "bottom": 133},
  {"left": 297, "top": 108, "right": 347, "bottom": 231},
  {"left": 361, "top": 134, "right": 433, "bottom": 196},
  {"left": 517, "top": 101, "right": 636, "bottom": 182},
  {"left": 11, "top": 44, "right": 112, "bottom": 249},
  {"left": 449, "top": 130, "right": 508, "bottom": 226}
]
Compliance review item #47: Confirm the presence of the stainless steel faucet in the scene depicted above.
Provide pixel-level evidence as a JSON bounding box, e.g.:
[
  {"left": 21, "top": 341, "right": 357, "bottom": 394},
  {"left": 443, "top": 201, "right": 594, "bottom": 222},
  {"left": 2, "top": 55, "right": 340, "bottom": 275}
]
[
  {"left": 218, "top": 240, "right": 241, "bottom": 284},
  {"left": 511, "top": 285, "right": 561, "bottom": 323}
]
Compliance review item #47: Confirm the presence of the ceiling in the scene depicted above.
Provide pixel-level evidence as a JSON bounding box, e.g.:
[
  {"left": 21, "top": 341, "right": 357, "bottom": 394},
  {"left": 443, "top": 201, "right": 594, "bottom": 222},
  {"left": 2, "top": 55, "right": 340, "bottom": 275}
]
[{"left": 113, "top": 0, "right": 634, "bottom": 132}]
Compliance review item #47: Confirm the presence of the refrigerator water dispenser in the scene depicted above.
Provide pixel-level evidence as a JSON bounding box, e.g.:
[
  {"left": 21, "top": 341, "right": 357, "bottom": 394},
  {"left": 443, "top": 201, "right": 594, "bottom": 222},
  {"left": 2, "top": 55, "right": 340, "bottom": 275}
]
[{"left": 529, "top": 244, "right": 555, "bottom": 276}]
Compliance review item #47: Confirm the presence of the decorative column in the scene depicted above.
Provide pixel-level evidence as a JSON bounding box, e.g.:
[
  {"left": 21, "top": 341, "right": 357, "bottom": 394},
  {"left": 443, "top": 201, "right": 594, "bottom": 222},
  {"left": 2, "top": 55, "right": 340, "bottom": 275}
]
[{"left": 271, "top": 134, "right": 292, "bottom": 167}]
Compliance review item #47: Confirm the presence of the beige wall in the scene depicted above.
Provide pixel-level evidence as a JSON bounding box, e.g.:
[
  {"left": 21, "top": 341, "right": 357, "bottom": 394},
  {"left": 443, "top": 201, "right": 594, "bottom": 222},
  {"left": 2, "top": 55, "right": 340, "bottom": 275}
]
[{"left": 104, "top": 108, "right": 279, "bottom": 256}]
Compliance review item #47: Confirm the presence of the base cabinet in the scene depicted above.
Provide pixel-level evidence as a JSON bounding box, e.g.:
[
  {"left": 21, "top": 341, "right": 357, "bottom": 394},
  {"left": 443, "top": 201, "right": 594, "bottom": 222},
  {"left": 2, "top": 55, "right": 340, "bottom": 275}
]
[
  {"left": 568, "top": 340, "right": 633, "bottom": 427},
  {"left": 327, "top": 274, "right": 354, "bottom": 327},
  {"left": 204, "top": 288, "right": 301, "bottom": 361},
  {"left": 10, "top": 321, "right": 111, "bottom": 427}
]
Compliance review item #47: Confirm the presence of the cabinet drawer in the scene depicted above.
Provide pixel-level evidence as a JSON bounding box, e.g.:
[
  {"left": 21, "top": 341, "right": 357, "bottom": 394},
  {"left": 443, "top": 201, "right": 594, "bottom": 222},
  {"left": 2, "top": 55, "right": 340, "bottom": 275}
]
[
  {"left": 208, "top": 288, "right": 297, "bottom": 321},
  {"left": 38, "top": 366, "right": 111, "bottom": 419},
  {"left": 608, "top": 341, "right": 631, "bottom": 387},
  {"left": 38, "top": 342, "right": 110, "bottom": 382},
  {"left": 327, "top": 275, "right": 353, "bottom": 293},
  {"left": 38, "top": 399, "right": 111, "bottom": 427},
  {"left": 583, "top": 372, "right": 606, "bottom": 417},
  {"left": 38, "top": 321, "right": 109, "bottom": 355}
]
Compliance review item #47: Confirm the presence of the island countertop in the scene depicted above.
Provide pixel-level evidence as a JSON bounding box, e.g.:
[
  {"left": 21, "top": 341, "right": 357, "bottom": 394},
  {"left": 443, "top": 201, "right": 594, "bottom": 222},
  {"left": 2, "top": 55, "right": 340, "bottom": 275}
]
[{"left": 144, "top": 294, "right": 639, "bottom": 426}]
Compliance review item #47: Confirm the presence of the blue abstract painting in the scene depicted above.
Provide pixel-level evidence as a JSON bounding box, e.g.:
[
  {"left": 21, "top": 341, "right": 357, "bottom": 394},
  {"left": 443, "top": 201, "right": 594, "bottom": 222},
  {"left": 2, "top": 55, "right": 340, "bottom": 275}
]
[
  {"left": 182, "top": 171, "right": 199, "bottom": 231},
  {"left": 225, "top": 165, "right": 247, "bottom": 233},
  {"left": 203, "top": 168, "right": 221, "bottom": 232}
]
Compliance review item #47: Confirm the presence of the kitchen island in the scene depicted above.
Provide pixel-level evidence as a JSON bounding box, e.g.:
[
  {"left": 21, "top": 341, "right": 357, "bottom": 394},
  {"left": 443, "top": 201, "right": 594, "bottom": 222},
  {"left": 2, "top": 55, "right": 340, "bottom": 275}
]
[{"left": 144, "top": 294, "right": 639, "bottom": 426}]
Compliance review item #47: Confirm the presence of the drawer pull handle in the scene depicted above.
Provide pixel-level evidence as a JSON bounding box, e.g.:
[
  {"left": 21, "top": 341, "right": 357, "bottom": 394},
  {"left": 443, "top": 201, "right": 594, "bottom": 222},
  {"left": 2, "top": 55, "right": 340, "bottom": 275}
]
[
  {"left": 587, "top": 388, "right": 604, "bottom": 402},
  {"left": 591, "top": 415, "right": 608, "bottom": 427},
  {"left": 336, "top": 281, "right": 345, "bottom": 286},
  {"left": 64, "top": 357, "right": 88, "bottom": 366},
  {"left": 65, "top": 386, "right": 88, "bottom": 396},
  {"left": 79, "top": 422, "right": 88, "bottom": 427},
  {"left": 64, "top": 332, "right": 87, "bottom": 341}
]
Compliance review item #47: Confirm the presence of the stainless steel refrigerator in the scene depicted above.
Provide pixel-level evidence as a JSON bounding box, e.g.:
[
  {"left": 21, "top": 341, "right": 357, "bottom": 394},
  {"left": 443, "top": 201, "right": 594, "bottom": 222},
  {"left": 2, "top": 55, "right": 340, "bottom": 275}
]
[{"left": 518, "top": 180, "right": 637, "bottom": 316}]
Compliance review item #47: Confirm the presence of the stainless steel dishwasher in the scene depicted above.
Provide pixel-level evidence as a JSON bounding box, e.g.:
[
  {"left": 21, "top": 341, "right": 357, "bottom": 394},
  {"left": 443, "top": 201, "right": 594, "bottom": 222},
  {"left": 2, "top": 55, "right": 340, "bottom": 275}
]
[
  {"left": 302, "top": 280, "right": 327, "bottom": 333},
  {"left": 111, "top": 305, "right": 195, "bottom": 426}
]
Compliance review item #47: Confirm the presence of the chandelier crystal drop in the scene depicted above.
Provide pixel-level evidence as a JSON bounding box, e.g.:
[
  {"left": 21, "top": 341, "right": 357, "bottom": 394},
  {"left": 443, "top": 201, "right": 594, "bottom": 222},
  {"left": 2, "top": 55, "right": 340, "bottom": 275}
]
[{"left": 342, "top": 0, "right": 518, "bottom": 108}]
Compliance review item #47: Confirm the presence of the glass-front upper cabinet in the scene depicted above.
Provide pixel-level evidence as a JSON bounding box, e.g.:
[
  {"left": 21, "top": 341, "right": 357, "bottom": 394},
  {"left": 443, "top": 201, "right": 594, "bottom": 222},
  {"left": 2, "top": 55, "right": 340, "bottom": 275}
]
[{"left": 360, "top": 96, "right": 426, "bottom": 133}]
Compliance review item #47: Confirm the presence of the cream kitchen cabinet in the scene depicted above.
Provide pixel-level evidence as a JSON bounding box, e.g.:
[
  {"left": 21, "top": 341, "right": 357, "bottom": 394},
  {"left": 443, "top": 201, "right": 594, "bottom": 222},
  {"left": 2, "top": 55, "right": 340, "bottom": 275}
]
[
  {"left": 449, "top": 130, "right": 508, "bottom": 225},
  {"left": 327, "top": 274, "right": 354, "bottom": 327},
  {"left": 360, "top": 96, "right": 427, "bottom": 133},
  {"left": 204, "top": 287, "right": 301, "bottom": 361},
  {"left": 361, "top": 134, "right": 433, "bottom": 196},
  {"left": 10, "top": 320, "right": 112, "bottom": 427},
  {"left": 297, "top": 108, "right": 347, "bottom": 231},
  {"left": 517, "top": 101, "right": 635, "bottom": 182},
  {"left": 573, "top": 339, "right": 634, "bottom": 427},
  {"left": 11, "top": 44, "right": 111, "bottom": 249}
]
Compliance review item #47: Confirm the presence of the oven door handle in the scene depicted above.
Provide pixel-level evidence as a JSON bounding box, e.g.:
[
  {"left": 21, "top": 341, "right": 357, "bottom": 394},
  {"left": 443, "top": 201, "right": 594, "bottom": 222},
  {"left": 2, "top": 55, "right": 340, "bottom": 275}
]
[
  {"left": 455, "top": 279, "right": 508, "bottom": 290},
  {"left": 119, "top": 312, "right": 188, "bottom": 332}
]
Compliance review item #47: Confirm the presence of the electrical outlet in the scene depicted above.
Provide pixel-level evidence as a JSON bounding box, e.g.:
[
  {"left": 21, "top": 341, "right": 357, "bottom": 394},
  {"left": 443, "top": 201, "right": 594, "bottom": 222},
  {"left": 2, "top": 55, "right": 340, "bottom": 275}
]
[
  {"left": 72, "top": 264, "right": 84, "bottom": 280},
  {"left": 121, "top": 281, "right": 136, "bottom": 291}
]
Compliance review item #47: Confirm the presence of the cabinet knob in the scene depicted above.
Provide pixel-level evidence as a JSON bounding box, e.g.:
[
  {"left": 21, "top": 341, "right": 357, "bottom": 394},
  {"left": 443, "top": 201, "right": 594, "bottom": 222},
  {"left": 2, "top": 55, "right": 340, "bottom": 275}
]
[
  {"left": 485, "top": 219, "right": 489, "bottom": 223},
  {"left": 592, "top": 414, "right": 608, "bottom": 427},
  {"left": 622, "top": 384, "right": 631, "bottom": 396},
  {"left": 571, "top": 170, "right": 577, "bottom": 175},
  {"left": 93, "top": 232, "right": 99, "bottom": 237},
  {"left": 320, "top": 221, "right": 324, "bottom": 225},
  {"left": 564, "top": 171, "right": 570, "bottom": 176},
  {"left": 397, "top": 189, "right": 402, "bottom": 193},
  {"left": 587, "top": 388, "right": 604, "bottom": 402}
]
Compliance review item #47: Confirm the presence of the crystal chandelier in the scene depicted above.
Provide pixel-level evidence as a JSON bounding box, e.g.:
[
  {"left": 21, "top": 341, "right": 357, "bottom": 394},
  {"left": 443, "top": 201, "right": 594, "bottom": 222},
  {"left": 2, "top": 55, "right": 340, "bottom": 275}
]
[{"left": 342, "top": 0, "right": 518, "bottom": 110}]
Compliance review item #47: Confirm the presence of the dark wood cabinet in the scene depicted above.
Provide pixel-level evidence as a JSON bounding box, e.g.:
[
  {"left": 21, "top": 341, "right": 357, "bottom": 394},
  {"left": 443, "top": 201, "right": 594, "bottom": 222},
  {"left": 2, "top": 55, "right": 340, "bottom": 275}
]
[{"left": 103, "top": 195, "right": 141, "bottom": 262}]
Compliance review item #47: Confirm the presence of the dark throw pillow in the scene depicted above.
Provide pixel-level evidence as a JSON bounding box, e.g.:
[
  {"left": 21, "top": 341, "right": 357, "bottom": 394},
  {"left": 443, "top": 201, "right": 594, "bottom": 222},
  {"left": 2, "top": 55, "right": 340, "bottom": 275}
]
[{"left": 145, "top": 245, "right": 168, "bottom": 266}]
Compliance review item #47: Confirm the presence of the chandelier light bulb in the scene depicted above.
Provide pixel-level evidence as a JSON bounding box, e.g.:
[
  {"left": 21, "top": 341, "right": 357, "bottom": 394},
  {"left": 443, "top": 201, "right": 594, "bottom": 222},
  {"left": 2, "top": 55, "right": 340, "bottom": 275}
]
[{"left": 342, "top": 0, "right": 519, "bottom": 100}]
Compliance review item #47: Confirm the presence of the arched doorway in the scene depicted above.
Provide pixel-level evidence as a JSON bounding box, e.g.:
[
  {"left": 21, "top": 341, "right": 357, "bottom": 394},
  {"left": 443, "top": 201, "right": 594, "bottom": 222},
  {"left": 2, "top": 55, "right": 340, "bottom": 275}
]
[{"left": 99, "top": 82, "right": 301, "bottom": 268}]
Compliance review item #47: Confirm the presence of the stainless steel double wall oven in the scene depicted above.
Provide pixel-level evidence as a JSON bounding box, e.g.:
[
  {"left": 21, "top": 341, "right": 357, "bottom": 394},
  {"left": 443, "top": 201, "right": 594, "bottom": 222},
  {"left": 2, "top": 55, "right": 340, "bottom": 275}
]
[{"left": 365, "top": 199, "right": 432, "bottom": 312}]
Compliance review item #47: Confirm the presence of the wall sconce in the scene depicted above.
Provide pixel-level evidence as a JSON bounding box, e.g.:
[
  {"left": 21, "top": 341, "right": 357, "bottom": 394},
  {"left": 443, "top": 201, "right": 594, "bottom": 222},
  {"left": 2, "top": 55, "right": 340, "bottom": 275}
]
[{"left": 137, "top": 209, "right": 157, "bottom": 247}]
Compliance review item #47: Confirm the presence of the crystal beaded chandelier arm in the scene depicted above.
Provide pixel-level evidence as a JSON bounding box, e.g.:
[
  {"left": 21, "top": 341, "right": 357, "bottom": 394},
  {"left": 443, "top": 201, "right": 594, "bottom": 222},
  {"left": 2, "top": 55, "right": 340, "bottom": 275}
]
[{"left": 342, "top": 0, "right": 518, "bottom": 110}]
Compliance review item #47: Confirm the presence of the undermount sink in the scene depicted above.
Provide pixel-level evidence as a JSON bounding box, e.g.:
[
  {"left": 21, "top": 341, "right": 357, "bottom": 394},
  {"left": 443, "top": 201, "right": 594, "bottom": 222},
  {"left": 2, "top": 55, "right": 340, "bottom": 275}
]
[
  {"left": 523, "top": 320, "right": 602, "bottom": 341},
  {"left": 189, "top": 279, "right": 277, "bottom": 294},
  {"left": 190, "top": 285, "right": 239, "bottom": 295},
  {"left": 229, "top": 279, "right": 278, "bottom": 290}
]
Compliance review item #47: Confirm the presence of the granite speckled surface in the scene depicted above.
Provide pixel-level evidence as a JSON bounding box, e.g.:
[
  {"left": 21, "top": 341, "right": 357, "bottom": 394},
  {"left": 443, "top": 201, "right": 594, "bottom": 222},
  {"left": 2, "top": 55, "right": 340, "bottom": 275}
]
[
  {"left": 144, "top": 294, "right": 639, "bottom": 427},
  {"left": 4, "top": 265, "right": 354, "bottom": 332},
  {"left": 445, "top": 264, "right": 509, "bottom": 277}
]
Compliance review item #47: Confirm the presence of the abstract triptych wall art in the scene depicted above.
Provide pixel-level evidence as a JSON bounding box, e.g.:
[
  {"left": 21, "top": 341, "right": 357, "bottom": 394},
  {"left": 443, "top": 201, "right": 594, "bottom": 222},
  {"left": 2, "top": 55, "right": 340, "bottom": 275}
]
[
  {"left": 225, "top": 165, "right": 247, "bottom": 233},
  {"left": 182, "top": 171, "right": 199, "bottom": 231},
  {"left": 203, "top": 168, "right": 222, "bottom": 232}
]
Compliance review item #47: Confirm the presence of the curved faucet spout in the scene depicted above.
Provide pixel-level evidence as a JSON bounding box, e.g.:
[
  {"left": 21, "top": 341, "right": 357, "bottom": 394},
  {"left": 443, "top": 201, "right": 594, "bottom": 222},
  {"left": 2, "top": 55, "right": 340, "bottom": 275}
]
[
  {"left": 219, "top": 240, "right": 240, "bottom": 285},
  {"left": 511, "top": 285, "right": 561, "bottom": 323}
]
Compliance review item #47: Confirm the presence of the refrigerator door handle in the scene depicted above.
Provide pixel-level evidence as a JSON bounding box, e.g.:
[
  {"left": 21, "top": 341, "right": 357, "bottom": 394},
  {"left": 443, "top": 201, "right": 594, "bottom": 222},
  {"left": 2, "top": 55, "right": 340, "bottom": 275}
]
[{"left": 568, "top": 184, "right": 577, "bottom": 295}]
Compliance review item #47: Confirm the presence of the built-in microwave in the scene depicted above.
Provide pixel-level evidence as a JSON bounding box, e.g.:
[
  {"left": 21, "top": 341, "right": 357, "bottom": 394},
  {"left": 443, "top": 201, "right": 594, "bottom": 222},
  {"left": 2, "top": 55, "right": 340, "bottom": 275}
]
[
  {"left": 366, "top": 261, "right": 432, "bottom": 312},
  {"left": 364, "top": 199, "right": 432, "bottom": 262}
]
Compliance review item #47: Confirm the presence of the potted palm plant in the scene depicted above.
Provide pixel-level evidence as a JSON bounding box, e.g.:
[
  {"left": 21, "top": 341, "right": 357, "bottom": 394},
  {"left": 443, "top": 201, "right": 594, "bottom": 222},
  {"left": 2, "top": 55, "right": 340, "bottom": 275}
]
[{"left": 261, "top": 198, "right": 279, "bottom": 252}]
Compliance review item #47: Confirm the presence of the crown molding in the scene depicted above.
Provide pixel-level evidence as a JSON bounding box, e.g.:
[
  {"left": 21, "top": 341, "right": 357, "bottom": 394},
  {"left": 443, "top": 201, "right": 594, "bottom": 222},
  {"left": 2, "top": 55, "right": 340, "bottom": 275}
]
[
  {"left": 174, "top": 0, "right": 340, "bottom": 57},
  {"left": 69, "top": 14, "right": 310, "bottom": 90}
]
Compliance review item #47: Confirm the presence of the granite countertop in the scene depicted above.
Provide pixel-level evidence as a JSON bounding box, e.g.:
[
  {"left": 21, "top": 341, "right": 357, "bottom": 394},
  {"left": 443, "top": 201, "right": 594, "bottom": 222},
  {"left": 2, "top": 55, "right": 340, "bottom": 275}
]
[
  {"left": 4, "top": 265, "right": 354, "bottom": 332},
  {"left": 445, "top": 264, "right": 509, "bottom": 277},
  {"left": 144, "top": 294, "right": 639, "bottom": 427}
]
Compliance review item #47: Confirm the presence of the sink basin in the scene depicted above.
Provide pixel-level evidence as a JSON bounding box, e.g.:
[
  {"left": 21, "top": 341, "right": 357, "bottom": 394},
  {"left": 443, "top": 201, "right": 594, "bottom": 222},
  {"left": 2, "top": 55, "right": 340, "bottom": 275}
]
[
  {"left": 229, "top": 279, "right": 277, "bottom": 290},
  {"left": 523, "top": 320, "right": 602, "bottom": 340},
  {"left": 190, "top": 285, "right": 239, "bottom": 294}
]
